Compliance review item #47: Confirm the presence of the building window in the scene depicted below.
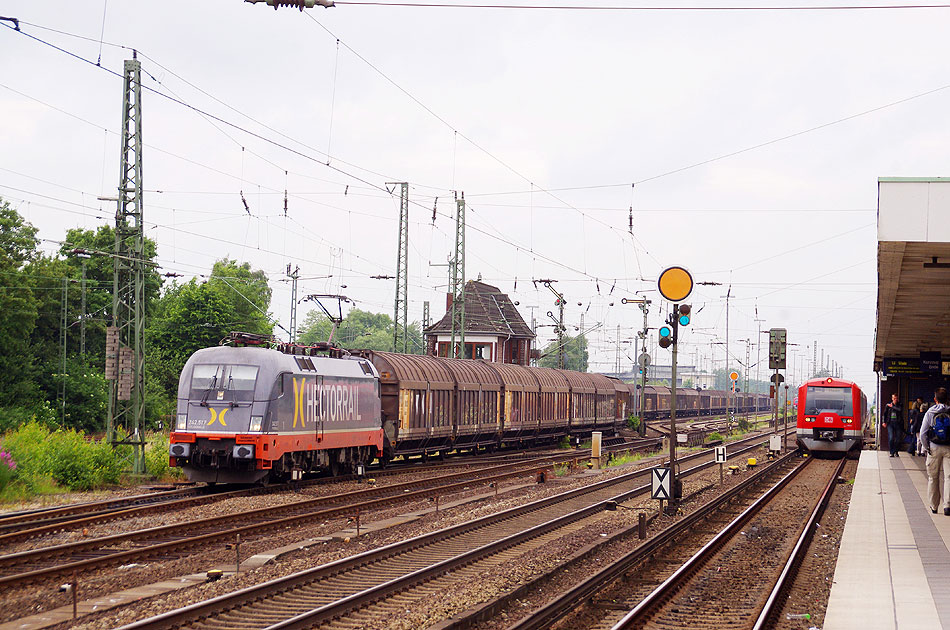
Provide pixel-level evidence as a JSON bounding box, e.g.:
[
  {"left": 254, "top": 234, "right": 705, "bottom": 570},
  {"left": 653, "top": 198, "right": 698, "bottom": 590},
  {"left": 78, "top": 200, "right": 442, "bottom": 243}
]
[{"left": 437, "top": 341, "right": 491, "bottom": 359}]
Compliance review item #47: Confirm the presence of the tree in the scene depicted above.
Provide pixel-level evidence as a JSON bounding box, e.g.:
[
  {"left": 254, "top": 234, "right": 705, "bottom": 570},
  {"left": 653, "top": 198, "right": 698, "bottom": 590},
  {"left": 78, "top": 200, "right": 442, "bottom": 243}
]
[
  {"left": 298, "top": 307, "right": 423, "bottom": 353},
  {"left": 145, "top": 259, "right": 274, "bottom": 411},
  {"left": 0, "top": 199, "right": 41, "bottom": 410},
  {"left": 58, "top": 225, "right": 162, "bottom": 364},
  {"left": 207, "top": 259, "right": 273, "bottom": 335},
  {"left": 539, "top": 334, "right": 589, "bottom": 372},
  {"left": 147, "top": 280, "right": 236, "bottom": 398}
]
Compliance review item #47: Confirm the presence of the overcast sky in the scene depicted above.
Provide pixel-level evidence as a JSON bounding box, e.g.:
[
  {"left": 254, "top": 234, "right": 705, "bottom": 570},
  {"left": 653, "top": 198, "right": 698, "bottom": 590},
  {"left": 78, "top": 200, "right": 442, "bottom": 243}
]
[{"left": 3, "top": 0, "right": 945, "bottom": 396}]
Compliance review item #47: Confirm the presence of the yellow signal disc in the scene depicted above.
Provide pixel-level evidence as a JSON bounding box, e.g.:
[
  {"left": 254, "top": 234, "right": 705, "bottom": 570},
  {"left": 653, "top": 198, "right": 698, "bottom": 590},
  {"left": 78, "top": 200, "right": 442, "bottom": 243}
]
[
  {"left": 657, "top": 266, "right": 693, "bottom": 302},
  {"left": 729, "top": 371, "right": 739, "bottom": 381}
]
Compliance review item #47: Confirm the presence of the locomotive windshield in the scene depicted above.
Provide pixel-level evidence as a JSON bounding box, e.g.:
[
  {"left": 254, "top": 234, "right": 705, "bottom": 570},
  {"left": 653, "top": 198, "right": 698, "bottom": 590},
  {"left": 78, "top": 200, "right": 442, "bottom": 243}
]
[
  {"left": 804, "top": 386, "right": 852, "bottom": 416},
  {"left": 191, "top": 364, "right": 259, "bottom": 393}
]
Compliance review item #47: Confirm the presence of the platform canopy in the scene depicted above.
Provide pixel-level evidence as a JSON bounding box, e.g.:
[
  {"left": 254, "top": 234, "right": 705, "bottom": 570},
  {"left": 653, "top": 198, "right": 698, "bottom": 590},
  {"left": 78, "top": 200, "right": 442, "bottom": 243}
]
[{"left": 875, "top": 178, "right": 950, "bottom": 371}]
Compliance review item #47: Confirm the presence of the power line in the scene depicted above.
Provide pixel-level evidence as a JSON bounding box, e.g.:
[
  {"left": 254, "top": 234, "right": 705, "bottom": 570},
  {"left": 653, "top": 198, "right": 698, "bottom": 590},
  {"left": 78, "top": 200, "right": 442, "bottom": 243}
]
[{"left": 334, "top": 0, "right": 950, "bottom": 9}]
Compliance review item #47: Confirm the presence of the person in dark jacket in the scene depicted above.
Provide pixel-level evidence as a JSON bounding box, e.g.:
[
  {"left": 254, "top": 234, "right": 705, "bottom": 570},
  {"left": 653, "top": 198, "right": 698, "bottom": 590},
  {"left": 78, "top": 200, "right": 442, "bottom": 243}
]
[
  {"left": 883, "top": 393, "right": 903, "bottom": 457},
  {"left": 909, "top": 396, "right": 925, "bottom": 455}
]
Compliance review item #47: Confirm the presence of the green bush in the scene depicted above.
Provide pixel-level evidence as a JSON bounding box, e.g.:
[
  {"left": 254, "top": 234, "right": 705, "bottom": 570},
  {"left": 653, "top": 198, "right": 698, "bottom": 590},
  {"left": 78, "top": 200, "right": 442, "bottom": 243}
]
[
  {"left": 145, "top": 433, "right": 183, "bottom": 480},
  {"left": 1, "top": 420, "right": 126, "bottom": 492},
  {"left": 706, "top": 432, "right": 724, "bottom": 442},
  {"left": 0, "top": 402, "right": 57, "bottom": 434},
  {"left": 626, "top": 414, "right": 641, "bottom": 431}
]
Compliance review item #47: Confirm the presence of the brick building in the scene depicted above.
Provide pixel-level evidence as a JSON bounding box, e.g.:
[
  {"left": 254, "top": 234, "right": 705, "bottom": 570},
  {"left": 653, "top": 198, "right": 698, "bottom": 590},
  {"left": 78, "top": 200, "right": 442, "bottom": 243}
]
[{"left": 425, "top": 280, "right": 535, "bottom": 366}]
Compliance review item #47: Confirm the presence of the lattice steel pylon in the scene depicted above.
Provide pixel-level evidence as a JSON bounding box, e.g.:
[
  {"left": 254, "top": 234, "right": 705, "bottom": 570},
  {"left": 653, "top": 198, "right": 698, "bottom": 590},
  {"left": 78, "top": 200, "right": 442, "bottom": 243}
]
[
  {"left": 390, "top": 183, "right": 409, "bottom": 353},
  {"left": 449, "top": 194, "right": 466, "bottom": 358},
  {"left": 107, "top": 55, "right": 146, "bottom": 474}
]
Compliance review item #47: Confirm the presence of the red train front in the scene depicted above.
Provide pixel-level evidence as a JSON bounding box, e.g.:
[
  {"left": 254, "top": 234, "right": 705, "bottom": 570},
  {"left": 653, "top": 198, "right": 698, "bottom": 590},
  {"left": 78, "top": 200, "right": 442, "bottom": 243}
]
[{"left": 796, "top": 376, "right": 867, "bottom": 455}]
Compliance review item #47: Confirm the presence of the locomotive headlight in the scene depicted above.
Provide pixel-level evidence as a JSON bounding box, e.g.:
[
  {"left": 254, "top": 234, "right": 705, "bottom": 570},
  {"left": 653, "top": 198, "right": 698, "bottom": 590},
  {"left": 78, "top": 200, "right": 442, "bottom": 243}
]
[
  {"left": 843, "top": 417, "right": 853, "bottom": 424},
  {"left": 170, "top": 442, "right": 191, "bottom": 458},
  {"left": 232, "top": 444, "right": 255, "bottom": 459},
  {"left": 249, "top": 416, "right": 263, "bottom": 432},
  {"left": 177, "top": 414, "right": 187, "bottom": 430},
  {"left": 806, "top": 416, "right": 816, "bottom": 423}
]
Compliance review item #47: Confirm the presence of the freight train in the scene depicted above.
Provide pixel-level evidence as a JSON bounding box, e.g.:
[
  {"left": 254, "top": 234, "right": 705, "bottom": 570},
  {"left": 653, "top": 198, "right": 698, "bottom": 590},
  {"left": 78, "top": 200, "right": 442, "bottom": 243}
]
[
  {"left": 640, "top": 385, "right": 771, "bottom": 420},
  {"left": 168, "top": 334, "right": 772, "bottom": 483},
  {"left": 795, "top": 376, "right": 868, "bottom": 455}
]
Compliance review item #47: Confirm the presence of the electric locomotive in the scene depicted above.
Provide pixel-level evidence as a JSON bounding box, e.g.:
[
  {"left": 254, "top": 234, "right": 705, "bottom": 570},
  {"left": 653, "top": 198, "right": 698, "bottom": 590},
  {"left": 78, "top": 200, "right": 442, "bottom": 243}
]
[
  {"left": 169, "top": 341, "right": 382, "bottom": 484},
  {"left": 796, "top": 376, "right": 867, "bottom": 455}
]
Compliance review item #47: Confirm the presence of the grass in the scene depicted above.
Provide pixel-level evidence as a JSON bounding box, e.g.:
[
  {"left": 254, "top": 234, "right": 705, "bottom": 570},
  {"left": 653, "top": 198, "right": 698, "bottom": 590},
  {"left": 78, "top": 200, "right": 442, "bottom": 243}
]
[{"left": 606, "top": 450, "right": 650, "bottom": 468}]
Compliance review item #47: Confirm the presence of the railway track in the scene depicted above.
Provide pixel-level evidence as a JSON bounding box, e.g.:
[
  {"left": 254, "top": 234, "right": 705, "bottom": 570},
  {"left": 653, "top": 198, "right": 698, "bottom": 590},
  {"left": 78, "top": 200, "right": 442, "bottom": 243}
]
[
  {"left": 499, "top": 454, "right": 845, "bottom": 630},
  {"left": 0, "top": 439, "right": 663, "bottom": 591},
  {"left": 0, "top": 438, "right": 655, "bottom": 548},
  {"left": 114, "top": 433, "right": 782, "bottom": 630}
]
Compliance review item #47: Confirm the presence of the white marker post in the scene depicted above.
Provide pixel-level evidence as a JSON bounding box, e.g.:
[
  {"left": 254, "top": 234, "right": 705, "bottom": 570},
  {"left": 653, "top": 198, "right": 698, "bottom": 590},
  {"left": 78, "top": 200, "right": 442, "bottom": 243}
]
[
  {"left": 652, "top": 467, "right": 671, "bottom": 516},
  {"left": 714, "top": 445, "right": 727, "bottom": 485}
]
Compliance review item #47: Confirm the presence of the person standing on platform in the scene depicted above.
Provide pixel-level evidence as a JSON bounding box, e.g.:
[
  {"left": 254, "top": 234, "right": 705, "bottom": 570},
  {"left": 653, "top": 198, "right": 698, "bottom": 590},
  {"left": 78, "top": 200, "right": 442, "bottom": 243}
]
[
  {"left": 909, "top": 396, "right": 925, "bottom": 456},
  {"left": 883, "top": 393, "right": 903, "bottom": 457},
  {"left": 917, "top": 397, "right": 930, "bottom": 456},
  {"left": 919, "top": 387, "right": 950, "bottom": 515}
]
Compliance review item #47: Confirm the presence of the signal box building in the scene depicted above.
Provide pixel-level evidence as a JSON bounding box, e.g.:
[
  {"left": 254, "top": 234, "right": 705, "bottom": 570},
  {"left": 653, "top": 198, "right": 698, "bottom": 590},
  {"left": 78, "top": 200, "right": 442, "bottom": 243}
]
[{"left": 425, "top": 280, "right": 535, "bottom": 366}]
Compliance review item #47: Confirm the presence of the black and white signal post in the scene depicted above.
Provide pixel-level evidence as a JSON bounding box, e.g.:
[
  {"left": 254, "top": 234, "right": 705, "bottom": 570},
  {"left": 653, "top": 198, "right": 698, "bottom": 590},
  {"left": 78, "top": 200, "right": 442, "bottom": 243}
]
[
  {"left": 656, "top": 266, "right": 694, "bottom": 505},
  {"left": 768, "top": 328, "right": 787, "bottom": 450}
]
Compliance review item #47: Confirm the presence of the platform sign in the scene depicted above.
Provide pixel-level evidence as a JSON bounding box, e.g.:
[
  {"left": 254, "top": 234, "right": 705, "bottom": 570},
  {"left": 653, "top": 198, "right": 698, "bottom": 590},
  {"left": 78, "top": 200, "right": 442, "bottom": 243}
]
[
  {"left": 714, "top": 446, "right": 727, "bottom": 464},
  {"left": 921, "top": 351, "right": 941, "bottom": 373},
  {"left": 651, "top": 467, "right": 671, "bottom": 500}
]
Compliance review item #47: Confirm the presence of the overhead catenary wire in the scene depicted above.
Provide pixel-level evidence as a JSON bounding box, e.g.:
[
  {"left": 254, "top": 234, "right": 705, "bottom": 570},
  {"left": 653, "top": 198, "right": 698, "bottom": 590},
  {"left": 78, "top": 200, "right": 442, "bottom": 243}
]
[{"left": 333, "top": 0, "right": 950, "bottom": 9}]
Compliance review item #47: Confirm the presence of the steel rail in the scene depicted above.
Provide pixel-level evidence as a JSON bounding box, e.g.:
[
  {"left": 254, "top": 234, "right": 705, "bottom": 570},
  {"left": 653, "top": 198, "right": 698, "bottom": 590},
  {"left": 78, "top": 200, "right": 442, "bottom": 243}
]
[
  {"left": 117, "top": 435, "right": 780, "bottom": 630},
  {"left": 0, "top": 442, "right": 666, "bottom": 589},
  {"left": 752, "top": 456, "right": 846, "bottom": 630},
  {"left": 502, "top": 450, "right": 801, "bottom": 630},
  {"left": 0, "top": 460, "right": 549, "bottom": 576},
  {"left": 0, "top": 438, "right": 658, "bottom": 547},
  {"left": 0, "top": 486, "right": 205, "bottom": 530},
  {"left": 611, "top": 456, "right": 814, "bottom": 629}
]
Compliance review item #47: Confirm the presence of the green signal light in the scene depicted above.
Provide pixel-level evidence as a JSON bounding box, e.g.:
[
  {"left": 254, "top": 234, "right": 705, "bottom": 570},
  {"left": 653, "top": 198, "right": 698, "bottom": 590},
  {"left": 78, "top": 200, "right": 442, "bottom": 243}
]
[
  {"left": 679, "top": 315, "right": 690, "bottom": 326},
  {"left": 659, "top": 326, "right": 672, "bottom": 338}
]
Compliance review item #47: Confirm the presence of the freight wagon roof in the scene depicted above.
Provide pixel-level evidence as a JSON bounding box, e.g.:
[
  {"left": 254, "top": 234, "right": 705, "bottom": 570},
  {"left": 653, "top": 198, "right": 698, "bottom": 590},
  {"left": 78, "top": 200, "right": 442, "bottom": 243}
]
[
  {"left": 645, "top": 386, "right": 671, "bottom": 396},
  {"left": 441, "top": 357, "right": 502, "bottom": 391},
  {"left": 530, "top": 366, "right": 570, "bottom": 392},
  {"left": 361, "top": 351, "right": 454, "bottom": 390},
  {"left": 559, "top": 370, "right": 595, "bottom": 394},
  {"left": 481, "top": 361, "right": 538, "bottom": 392},
  {"left": 587, "top": 373, "right": 618, "bottom": 395},
  {"left": 605, "top": 376, "right": 630, "bottom": 395}
]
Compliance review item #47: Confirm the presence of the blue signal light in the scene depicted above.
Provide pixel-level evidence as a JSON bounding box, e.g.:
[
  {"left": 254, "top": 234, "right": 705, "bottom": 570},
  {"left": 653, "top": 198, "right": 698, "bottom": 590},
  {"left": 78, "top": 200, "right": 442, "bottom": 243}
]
[
  {"left": 679, "top": 315, "right": 690, "bottom": 326},
  {"left": 659, "top": 326, "right": 672, "bottom": 338}
]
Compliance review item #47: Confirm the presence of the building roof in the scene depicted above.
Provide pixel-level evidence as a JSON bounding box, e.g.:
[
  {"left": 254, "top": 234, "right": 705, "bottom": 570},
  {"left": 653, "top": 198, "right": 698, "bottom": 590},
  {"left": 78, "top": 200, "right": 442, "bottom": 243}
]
[
  {"left": 426, "top": 280, "right": 534, "bottom": 338},
  {"left": 875, "top": 179, "right": 950, "bottom": 369}
]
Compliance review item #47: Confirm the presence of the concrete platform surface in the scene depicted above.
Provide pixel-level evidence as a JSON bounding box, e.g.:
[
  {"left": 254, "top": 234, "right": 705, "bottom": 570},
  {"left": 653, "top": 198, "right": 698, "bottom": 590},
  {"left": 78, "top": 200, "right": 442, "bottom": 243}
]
[{"left": 825, "top": 450, "right": 950, "bottom": 629}]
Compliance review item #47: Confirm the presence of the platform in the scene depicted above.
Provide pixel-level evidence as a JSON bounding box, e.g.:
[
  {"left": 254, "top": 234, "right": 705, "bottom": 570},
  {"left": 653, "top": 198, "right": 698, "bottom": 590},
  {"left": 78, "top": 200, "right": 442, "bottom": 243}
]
[{"left": 825, "top": 450, "right": 950, "bottom": 629}]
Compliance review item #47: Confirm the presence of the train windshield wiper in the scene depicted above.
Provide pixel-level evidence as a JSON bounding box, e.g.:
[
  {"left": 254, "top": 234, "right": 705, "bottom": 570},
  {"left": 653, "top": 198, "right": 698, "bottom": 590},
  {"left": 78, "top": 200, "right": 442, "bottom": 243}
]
[{"left": 200, "top": 373, "right": 219, "bottom": 406}]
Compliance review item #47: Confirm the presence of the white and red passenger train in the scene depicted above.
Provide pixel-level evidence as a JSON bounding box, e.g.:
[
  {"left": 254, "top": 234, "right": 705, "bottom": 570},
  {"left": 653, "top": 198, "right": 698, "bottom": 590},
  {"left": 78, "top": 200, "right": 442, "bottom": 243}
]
[{"left": 796, "top": 376, "right": 868, "bottom": 455}]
